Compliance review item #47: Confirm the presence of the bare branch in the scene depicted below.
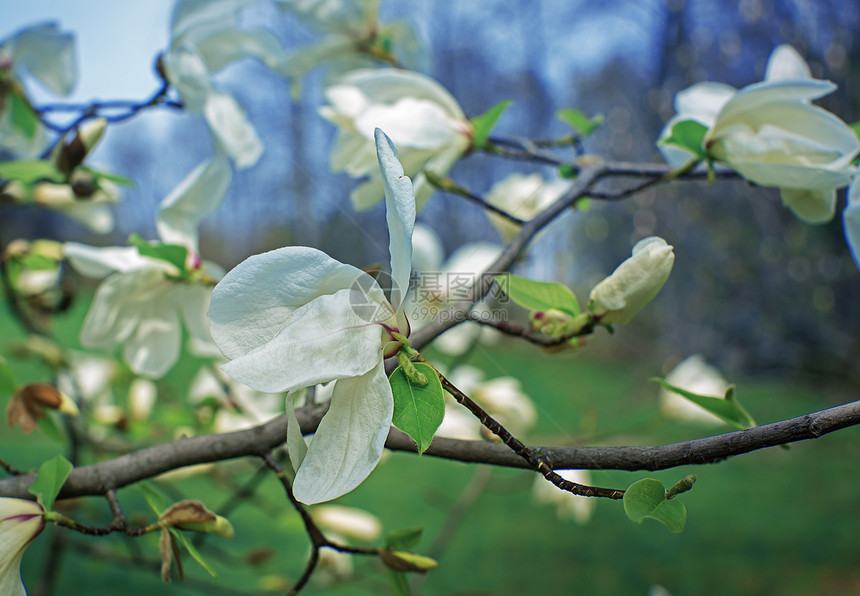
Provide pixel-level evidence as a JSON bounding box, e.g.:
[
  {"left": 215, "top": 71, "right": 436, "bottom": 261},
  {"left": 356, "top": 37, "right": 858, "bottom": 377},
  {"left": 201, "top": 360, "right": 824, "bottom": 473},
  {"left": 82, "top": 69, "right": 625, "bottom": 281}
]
[{"left": 1, "top": 399, "right": 857, "bottom": 501}]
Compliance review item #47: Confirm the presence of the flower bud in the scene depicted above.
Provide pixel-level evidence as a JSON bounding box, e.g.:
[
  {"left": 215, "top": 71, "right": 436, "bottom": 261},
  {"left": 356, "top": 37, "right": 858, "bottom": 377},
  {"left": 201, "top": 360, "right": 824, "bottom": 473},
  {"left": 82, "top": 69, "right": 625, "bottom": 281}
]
[
  {"left": 6, "top": 383, "right": 79, "bottom": 432},
  {"left": 159, "top": 500, "right": 234, "bottom": 539},
  {"left": 0, "top": 497, "right": 45, "bottom": 596},
  {"left": 587, "top": 237, "right": 674, "bottom": 324},
  {"left": 378, "top": 549, "right": 438, "bottom": 573}
]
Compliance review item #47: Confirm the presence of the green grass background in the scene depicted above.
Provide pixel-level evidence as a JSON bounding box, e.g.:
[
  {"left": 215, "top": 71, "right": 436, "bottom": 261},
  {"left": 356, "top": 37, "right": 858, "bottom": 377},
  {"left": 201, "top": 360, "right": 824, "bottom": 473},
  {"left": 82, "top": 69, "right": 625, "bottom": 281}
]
[{"left": 4, "top": 299, "right": 860, "bottom": 595}]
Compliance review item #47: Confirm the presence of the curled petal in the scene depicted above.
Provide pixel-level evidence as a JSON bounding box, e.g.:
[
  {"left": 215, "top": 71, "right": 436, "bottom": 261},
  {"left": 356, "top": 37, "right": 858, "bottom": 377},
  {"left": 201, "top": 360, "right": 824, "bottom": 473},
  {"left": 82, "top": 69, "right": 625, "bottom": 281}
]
[
  {"left": 0, "top": 497, "right": 45, "bottom": 596},
  {"left": 203, "top": 91, "right": 263, "bottom": 169},
  {"left": 779, "top": 188, "right": 837, "bottom": 224},
  {"left": 220, "top": 289, "right": 388, "bottom": 393},
  {"left": 64, "top": 243, "right": 153, "bottom": 278},
  {"left": 765, "top": 45, "right": 811, "bottom": 81},
  {"left": 375, "top": 129, "right": 415, "bottom": 312},
  {"left": 209, "top": 246, "right": 384, "bottom": 359},
  {"left": 7, "top": 23, "right": 77, "bottom": 96},
  {"left": 122, "top": 284, "right": 182, "bottom": 378},
  {"left": 292, "top": 361, "right": 393, "bottom": 504}
]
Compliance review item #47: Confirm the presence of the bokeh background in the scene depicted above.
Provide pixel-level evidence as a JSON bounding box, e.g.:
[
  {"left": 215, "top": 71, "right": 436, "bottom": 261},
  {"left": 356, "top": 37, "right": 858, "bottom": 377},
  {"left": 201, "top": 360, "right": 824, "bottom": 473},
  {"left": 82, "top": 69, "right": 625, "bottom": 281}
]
[{"left": 3, "top": 1, "right": 860, "bottom": 594}]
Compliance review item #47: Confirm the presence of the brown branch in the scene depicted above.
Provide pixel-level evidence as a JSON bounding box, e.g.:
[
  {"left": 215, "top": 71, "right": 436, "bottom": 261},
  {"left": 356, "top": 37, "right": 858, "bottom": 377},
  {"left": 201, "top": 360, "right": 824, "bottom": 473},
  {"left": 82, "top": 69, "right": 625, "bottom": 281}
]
[{"left": 1, "top": 398, "right": 857, "bottom": 501}]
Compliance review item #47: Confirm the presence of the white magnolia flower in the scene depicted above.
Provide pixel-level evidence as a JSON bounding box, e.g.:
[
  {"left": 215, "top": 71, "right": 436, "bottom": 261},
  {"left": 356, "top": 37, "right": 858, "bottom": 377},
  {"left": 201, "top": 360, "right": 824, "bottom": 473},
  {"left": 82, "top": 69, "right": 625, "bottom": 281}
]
[
  {"left": 485, "top": 173, "right": 571, "bottom": 243},
  {"left": 587, "top": 237, "right": 674, "bottom": 325},
  {"left": 532, "top": 469, "right": 595, "bottom": 525},
  {"left": 0, "top": 497, "right": 45, "bottom": 596},
  {"left": 659, "top": 355, "right": 728, "bottom": 425},
  {"left": 320, "top": 68, "right": 472, "bottom": 210},
  {"left": 208, "top": 129, "right": 415, "bottom": 504},
  {"left": 128, "top": 378, "right": 158, "bottom": 422},
  {"left": 64, "top": 157, "right": 230, "bottom": 378},
  {"left": 0, "top": 23, "right": 75, "bottom": 157},
  {"left": 659, "top": 45, "right": 859, "bottom": 224},
  {"left": 163, "top": 0, "right": 287, "bottom": 169}
]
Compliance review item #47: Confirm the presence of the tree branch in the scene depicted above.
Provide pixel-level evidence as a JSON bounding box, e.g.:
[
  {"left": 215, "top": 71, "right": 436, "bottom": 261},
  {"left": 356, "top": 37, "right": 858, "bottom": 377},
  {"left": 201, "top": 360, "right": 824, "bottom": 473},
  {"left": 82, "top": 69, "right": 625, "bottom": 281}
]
[{"left": 1, "top": 399, "right": 858, "bottom": 501}]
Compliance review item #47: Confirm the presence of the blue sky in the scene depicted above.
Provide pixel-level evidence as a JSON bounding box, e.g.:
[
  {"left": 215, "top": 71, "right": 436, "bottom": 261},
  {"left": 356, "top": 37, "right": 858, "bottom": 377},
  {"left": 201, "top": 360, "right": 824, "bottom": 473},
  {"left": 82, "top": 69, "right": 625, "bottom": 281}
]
[{"left": 3, "top": 0, "right": 174, "bottom": 103}]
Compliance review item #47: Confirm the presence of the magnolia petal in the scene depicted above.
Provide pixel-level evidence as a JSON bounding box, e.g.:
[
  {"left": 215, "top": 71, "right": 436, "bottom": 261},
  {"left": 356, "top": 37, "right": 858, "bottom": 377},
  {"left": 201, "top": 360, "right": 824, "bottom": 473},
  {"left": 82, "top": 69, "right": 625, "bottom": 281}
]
[
  {"left": 209, "top": 246, "right": 384, "bottom": 358},
  {"left": 673, "top": 82, "right": 736, "bottom": 124},
  {"left": 157, "top": 156, "right": 232, "bottom": 252},
  {"left": 778, "top": 188, "right": 837, "bottom": 224},
  {"left": 411, "top": 223, "right": 444, "bottom": 273},
  {"left": 286, "top": 391, "right": 308, "bottom": 473},
  {"left": 220, "top": 289, "right": 387, "bottom": 393},
  {"left": 80, "top": 269, "right": 168, "bottom": 349},
  {"left": 375, "top": 129, "right": 415, "bottom": 312},
  {"left": 337, "top": 69, "right": 466, "bottom": 121},
  {"left": 203, "top": 91, "right": 263, "bottom": 169},
  {"left": 358, "top": 99, "right": 456, "bottom": 149},
  {"left": 177, "top": 284, "right": 215, "bottom": 345},
  {"left": 8, "top": 23, "right": 76, "bottom": 96},
  {"left": 709, "top": 79, "right": 836, "bottom": 128},
  {"left": 277, "top": 0, "right": 379, "bottom": 34},
  {"left": 170, "top": 0, "right": 248, "bottom": 39},
  {"left": 764, "top": 45, "right": 811, "bottom": 81},
  {"left": 193, "top": 28, "right": 286, "bottom": 72},
  {"left": 292, "top": 361, "right": 393, "bottom": 504},
  {"left": 60, "top": 203, "right": 115, "bottom": 234},
  {"left": 843, "top": 180, "right": 860, "bottom": 270},
  {"left": 0, "top": 498, "right": 45, "bottom": 596},
  {"left": 123, "top": 286, "right": 183, "bottom": 378},
  {"left": 64, "top": 243, "right": 152, "bottom": 279},
  {"left": 164, "top": 45, "right": 212, "bottom": 112}
]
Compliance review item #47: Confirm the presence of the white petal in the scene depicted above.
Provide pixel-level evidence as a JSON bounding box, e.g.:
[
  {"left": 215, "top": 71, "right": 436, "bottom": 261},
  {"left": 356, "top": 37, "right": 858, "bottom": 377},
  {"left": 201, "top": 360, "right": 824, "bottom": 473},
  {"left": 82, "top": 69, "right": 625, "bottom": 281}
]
[
  {"left": 59, "top": 203, "right": 115, "bottom": 234},
  {"left": 203, "top": 91, "right": 263, "bottom": 169},
  {"left": 164, "top": 45, "right": 212, "bottom": 112},
  {"left": 673, "top": 82, "right": 736, "bottom": 125},
  {"left": 64, "top": 243, "right": 155, "bottom": 278},
  {"left": 192, "top": 28, "right": 286, "bottom": 72},
  {"left": 177, "top": 284, "right": 215, "bottom": 345},
  {"left": 80, "top": 269, "right": 167, "bottom": 349},
  {"left": 122, "top": 286, "right": 182, "bottom": 378},
  {"left": 765, "top": 45, "right": 811, "bottom": 81},
  {"left": 209, "top": 246, "right": 384, "bottom": 359},
  {"left": 376, "top": 129, "right": 415, "bottom": 312},
  {"left": 220, "top": 289, "right": 388, "bottom": 392},
  {"left": 336, "top": 69, "right": 466, "bottom": 120},
  {"left": 711, "top": 79, "right": 836, "bottom": 126},
  {"left": 157, "top": 156, "right": 232, "bottom": 252},
  {"left": 411, "top": 223, "right": 444, "bottom": 273},
  {"left": 292, "top": 361, "right": 393, "bottom": 504},
  {"left": 8, "top": 23, "right": 76, "bottom": 96},
  {"left": 0, "top": 498, "right": 44, "bottom": 596},
  {"left": 358, "top": 99, "right": 457, "bottom": 149},
  {"left": 286, "top": 391, "right": 308, "bottom": 473},
  {"left": 171, "top": 0, "right": 248, "bottom": 39},
  {"left": 780, "top": 188, "right": 837, "bottom": 224}
]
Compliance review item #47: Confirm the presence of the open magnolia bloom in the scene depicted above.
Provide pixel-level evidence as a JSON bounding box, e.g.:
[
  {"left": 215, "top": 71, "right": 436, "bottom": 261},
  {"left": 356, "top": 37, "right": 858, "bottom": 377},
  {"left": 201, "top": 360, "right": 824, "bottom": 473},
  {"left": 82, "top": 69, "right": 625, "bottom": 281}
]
[
  {"left": 64, "top": 157, "right": 230, "bottom": 378},
  {"left": 0, "top": 497, "right": 45, "bottom": 596},
  {"left": 320, "top": 68, "right": 472, "bottom": 210},
  {"left": 659, "top": 44, "right": 859, "bottom": 224},
  {"left": 587, "top": 237, "right": 674, "bottom": 324},
  {"left": 0, "top": 23, "right": 76, "bottom": 157},
  {"left": 485, "top": 173, "right": 571, "bottom": 243},
  {"left": 275, "top": 0, "right": 419, "bottom": 83},
  {"left": 162, "top": 0, "right": 288, "bottom": 169},
  {"left": 209, "top": 129, "right": 415, "bottom": 504}
]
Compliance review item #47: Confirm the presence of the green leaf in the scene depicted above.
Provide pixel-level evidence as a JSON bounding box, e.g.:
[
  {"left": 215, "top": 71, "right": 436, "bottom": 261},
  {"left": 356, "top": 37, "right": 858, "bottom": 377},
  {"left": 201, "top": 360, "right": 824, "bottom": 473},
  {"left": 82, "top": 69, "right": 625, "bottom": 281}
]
[
  {"left": 140, "top": 483, "right": 167, "bottom": 516},
  {"left": 10, "top": 92, "right": 39, "bottom": 140},
  {"left": 556, "top": 108, "right": 604, "bottom": 137},
  {"left": 385, "top": 527, "right": 424, "bottom": 551},
  {"left": 78, "top": 165, "right": 134, "bottom": 186},
  {"left": 18, "top": 253, "right": 59, "bottom": 271},
  {"left": 128, "top": 233, "right": 188, "bottom": 273},
  {"left": 389, "top": 362, "right": 444, "bottom": 453},
  {"left": 386, "top": 569, "right": 412, "bottom": 596},
  {"left": 29, "top": 455, "right": 73, "bottom": 511},
  {"left": 0, "top": 356, "right": 17, "bottom": 396},
  {"left": 659, "top": 120, "right": 708, "bottom": 159},
  {"left": 651, "top": 378, "right": 755, "bottom": 430},
  {"left": 494, "top": 274, "right": 579, "bottom": 315},
  {"left": 36, "top": 414, "right": 66, "bottom": 444},
  {"left": 0, "top": 160, "right": 64, "bottom": 184},
  {"left": 623, "top": 478, "right": 686, "bottom": 533},
  {"left": 470, "top": 100, "right": 513, "bottom": 150},
  {"left": 170, "top": 528, "right": 219, "bottom": 579},
  {"left": 850, "top": 121, "right": 860, "bottom": 140},
  {"left": 558, "top": 164, "right": 577, "bottom": 179}
]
